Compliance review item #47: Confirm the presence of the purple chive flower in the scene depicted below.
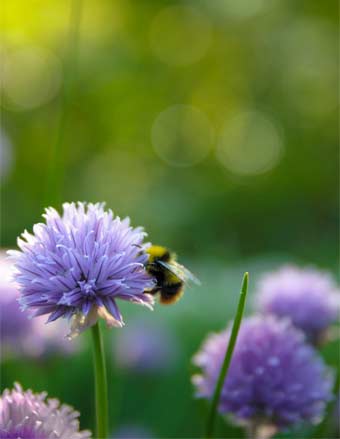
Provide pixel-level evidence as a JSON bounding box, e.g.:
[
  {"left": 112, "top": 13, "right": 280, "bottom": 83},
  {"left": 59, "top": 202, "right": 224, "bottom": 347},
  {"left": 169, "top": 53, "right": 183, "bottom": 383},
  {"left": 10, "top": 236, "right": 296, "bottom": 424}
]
[
  {"left": 0, "top": 383, "right": 91, "bottom": 439},
  {"left": 255, "top": 265, "right": 339, "bottom": 342},
  {"left": 0, "top": 253, "right": 79, "bottom": 359},
  {"left": 9, "top": 202, "right": 155, "bottom": 338},
  {"left": 193, "top": 316, "right": 334, "bottom": 430},
  {"left": 113, "top": 318, "right": 179, "bottom": 373},
  {"left": 113, "top": 425, "right": 154, "bottom": 439},
  {"left": 30, "top": 316, "right": 81, "bottom": 357},
  {"left": 0, "top": 255, "right": 31, "bottom": 350}
]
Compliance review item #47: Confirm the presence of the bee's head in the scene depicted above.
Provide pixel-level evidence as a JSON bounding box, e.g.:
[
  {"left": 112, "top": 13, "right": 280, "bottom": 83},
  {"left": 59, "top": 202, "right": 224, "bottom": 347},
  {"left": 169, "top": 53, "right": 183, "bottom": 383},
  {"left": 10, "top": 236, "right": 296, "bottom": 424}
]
[{"left": 147, "top": 245, "right": 171, "bottom": 263}]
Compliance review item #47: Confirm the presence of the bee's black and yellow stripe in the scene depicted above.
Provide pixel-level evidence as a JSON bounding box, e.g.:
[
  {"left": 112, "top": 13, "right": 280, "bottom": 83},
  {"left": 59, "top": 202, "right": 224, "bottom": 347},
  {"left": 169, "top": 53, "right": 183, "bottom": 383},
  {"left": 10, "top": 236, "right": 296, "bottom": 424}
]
[{"left": 145, "top": 245, "right": 184, "bottom": 304}]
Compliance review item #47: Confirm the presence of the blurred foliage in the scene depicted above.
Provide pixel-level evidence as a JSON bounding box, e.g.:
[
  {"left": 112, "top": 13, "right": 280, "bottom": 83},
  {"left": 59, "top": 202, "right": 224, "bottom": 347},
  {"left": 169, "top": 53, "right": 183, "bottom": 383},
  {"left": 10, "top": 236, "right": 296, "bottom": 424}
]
[{"left": 1, "top": 0, "right": 338, "bottom": 438}]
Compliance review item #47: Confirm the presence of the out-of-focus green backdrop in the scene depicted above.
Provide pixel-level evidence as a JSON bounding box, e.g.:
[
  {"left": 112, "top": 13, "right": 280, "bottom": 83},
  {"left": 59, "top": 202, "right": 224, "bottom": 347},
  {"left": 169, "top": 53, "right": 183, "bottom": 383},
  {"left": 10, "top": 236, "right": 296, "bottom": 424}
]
[{"left": 1, "top": 0, "right": 338, "bottom": 438}]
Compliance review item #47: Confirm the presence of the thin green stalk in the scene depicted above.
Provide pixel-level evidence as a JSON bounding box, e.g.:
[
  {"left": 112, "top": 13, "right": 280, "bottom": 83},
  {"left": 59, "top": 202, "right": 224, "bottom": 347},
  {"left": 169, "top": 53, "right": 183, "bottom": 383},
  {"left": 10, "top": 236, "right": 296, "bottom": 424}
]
[
  {"left": 91, "top": 322, "right": 108, "bottom": 439},
  {"left": 205, "top": 272, "right": 249, "bottom": 439},
  {"left": 45, "top": 0, "right": 83, "bottom": 207},
  {"left": 313, "top": 367, "right": 340, "bottom": 438}
]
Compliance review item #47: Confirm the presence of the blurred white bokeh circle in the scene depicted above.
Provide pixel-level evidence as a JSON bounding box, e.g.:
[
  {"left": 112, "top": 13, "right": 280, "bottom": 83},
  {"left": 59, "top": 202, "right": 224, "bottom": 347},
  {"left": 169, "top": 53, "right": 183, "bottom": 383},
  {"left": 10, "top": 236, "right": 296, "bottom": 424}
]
[
  {"left": 2, "top": 46, "right": 62, "bottom": 110},
  {"left": 204, "top": 0, "right": 270, "bottom": 20},
  {"left": 151, "top": 104, "right": 214, "bottom": 167},
  {"left": 149, "top": 5, "right": 212, "bottom": 66},
  {"left": 216, "top": 110, "right": 283, "bottom": 176}
]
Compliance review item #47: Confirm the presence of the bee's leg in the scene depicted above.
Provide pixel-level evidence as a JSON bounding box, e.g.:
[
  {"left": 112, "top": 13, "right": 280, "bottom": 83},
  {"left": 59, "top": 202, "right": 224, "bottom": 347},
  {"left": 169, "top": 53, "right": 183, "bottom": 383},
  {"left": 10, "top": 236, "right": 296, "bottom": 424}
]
[{"left": 145, "top": 287, "right": 160, "bottom": 296}]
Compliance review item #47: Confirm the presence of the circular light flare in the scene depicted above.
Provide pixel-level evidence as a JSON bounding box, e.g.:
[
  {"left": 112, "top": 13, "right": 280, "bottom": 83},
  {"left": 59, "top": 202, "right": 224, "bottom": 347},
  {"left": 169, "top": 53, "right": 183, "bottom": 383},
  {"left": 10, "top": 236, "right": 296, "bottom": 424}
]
[
  {"left": 2, "top": 46, "right": 62, "bottom": 110},
  {"left": 203, "top": 0, "right": 272, "bottom": 20},
  {"left": 216, "top": 110, "right": 283, "bottom": 176},
  {"left": 82, "top": 147, "right": 153, "bottom": 208},
  {"left": 151, "top": 104, "right": 214, "bottom": 167},
  {"left": 149, "top": 5, "right": 212, "bottom": 66}
]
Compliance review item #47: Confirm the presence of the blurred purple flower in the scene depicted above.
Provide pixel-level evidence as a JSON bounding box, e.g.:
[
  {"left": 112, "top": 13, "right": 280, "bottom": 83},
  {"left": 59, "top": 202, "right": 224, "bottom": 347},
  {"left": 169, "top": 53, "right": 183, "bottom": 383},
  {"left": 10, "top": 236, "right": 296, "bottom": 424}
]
[
  {"left": 255, "top": 265, "right": 339, "bottom": 342},
  {"left": 0, "top": 383, "right": 91, "bottom": 439},
  {"left": 113, "top": 424, "right": 154, "bottom": 439},
  {"left": 113, "top": 319, "right": 179, "bottom": 373},
  {"left": 192, "top": 316, "right": 334, "bottom": 430},
  {"left": 0, "top": 253, "right": 79, "bottom": 359},
  {"left": 9, "top": 202, "right": 155, "bottom": 338},
  {"left": 0, "top": 256, "right": 31, "bottom": 345}
]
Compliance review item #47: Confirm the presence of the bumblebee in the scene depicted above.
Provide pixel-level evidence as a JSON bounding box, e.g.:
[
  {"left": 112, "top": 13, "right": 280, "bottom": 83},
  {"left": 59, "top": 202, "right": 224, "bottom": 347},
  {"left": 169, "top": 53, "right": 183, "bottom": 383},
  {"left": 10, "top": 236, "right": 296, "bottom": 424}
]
[{"left": 145, "top": 245, "right": 200, "bottom": 304}]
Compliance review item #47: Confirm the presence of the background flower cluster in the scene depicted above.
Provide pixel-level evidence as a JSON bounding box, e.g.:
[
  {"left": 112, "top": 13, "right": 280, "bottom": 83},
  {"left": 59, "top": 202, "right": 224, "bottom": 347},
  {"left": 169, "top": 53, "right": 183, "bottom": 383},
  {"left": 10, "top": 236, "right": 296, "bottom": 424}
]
[
  {"left": 1, "top": 0, "right": 338, "bottom": 438},
  {"left": 192, "top": 266, "right": 338, "bottom": 435}
]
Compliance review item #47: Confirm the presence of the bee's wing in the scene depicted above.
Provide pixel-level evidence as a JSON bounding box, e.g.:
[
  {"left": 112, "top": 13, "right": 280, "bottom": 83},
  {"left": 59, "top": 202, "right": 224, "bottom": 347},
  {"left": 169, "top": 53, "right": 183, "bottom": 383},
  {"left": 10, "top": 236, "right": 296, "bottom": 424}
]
[{"left": 158, "top": 260, "right": 201, "bottom": 285}]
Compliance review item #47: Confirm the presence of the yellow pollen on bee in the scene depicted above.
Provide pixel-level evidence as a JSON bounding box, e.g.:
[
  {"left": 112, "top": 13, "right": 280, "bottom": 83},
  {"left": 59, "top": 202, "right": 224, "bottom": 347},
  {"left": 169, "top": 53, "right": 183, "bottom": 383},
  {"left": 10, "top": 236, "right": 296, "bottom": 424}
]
[
  {"left": 167, "top": 272, "right": 181, "bottom": 283},
  {"left": 146, "top": 245, "right": 167, "bottom": 259}
]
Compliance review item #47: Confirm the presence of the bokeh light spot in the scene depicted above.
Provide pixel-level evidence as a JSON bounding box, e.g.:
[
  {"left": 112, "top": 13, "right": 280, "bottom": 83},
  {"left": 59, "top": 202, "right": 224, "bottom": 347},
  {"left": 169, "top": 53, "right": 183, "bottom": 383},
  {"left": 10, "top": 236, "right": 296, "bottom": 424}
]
[
  {"left": 2, "top": 46, "right": 62, "bottom": 110},
  {"left": 81, "top": 148, "right": 152, "bottom": 210},
  {"left": 275, "top": 20, "right": 337, "bottom": 118},
  {"left": 216, "top": 111, "right": 283, "bottom": 176},
  {"left": 204, "top": 0, "right": 268, "bottom": 20},
  {"left": 149, "top": 5, "right": 212, "bottom": 66},
  {"left": 151, "top": 104, "right": 214, "bottom": 167}
]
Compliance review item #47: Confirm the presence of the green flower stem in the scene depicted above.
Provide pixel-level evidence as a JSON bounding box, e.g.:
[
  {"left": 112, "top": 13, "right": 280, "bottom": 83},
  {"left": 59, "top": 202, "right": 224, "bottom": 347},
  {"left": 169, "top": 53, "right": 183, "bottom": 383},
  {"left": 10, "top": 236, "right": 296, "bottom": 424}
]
[
  {"left": 91, "top": 322, "right": 108, "bottom": 439},
  {"left": 205, "top": 272, "right": 249, "bottom": 439},
  {"left": 313, "top": 367, "right": 340, "bottom": 438}
]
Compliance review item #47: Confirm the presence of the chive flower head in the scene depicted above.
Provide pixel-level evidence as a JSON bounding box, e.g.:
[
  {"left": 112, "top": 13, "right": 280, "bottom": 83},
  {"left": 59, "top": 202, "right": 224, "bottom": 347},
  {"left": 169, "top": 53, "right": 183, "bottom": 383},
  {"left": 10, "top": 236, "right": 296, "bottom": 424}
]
[
  {"left": 9, "top": 202, "right": 154, "bottom": 338},
  {"left": 0, "top": 383, "right": 91, "bottom": 438},
  {"left": 255, "top": 265, "right": 339, "bottom": 342},
  {"left": 193, "top": 316, "right": 334, "bottom": 429}
]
